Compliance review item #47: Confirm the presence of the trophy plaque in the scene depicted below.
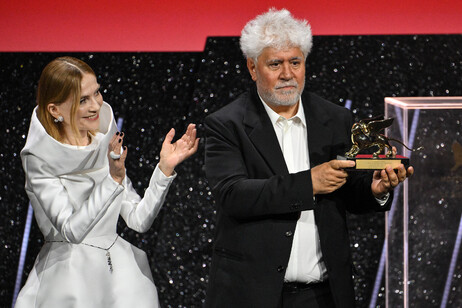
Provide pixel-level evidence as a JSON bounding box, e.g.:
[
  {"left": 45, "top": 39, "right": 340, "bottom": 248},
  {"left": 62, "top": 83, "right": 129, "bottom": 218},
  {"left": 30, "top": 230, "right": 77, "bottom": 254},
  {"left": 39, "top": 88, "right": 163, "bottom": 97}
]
[
  {"left": 338, "top": 116, "right": 417, "bottom": 171},
  {"left": 338, "top": 154, "right": 410, "bottom": 170}
]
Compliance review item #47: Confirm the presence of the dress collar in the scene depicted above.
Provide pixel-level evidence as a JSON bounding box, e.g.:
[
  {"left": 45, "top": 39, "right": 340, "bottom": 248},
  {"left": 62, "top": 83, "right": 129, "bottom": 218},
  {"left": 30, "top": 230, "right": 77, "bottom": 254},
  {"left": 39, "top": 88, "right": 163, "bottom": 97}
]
[{"left": 21, "top": 102, "right": 118, "bottom": 175}]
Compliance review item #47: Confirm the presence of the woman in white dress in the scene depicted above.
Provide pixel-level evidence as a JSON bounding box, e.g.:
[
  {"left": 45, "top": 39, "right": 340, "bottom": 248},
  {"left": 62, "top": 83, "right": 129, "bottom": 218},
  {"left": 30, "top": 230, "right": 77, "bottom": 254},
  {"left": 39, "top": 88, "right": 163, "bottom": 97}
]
[{"left": 15, "top": 56, "right": 199, "bottom": 308}]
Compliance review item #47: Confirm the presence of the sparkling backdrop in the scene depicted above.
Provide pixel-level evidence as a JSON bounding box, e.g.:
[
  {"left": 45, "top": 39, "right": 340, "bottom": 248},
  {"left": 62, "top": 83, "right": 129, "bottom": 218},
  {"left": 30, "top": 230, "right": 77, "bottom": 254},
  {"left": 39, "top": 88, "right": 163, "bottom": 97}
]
[
  {"left": 1, "top": 35, "right": 462, "bottom": 307},
  {"left": 385, "top": 107, "right": 462, "bottom": 307}
]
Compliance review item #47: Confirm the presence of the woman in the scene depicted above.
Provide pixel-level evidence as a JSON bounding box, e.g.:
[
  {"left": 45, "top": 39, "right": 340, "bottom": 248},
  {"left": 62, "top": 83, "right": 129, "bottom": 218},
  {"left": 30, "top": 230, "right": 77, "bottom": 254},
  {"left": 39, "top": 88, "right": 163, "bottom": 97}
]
[{"left": 15, "top": 56, "right": 199, "bottom": 308}]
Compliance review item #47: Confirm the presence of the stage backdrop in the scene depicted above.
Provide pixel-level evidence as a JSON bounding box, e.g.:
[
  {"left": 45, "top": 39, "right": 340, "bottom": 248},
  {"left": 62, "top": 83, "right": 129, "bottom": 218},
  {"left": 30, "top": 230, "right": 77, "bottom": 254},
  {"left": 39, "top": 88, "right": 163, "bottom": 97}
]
[
  {"left": 1, "top": 1, "right": 462, "bottom": 308},
  {"left": 2, "top": 34, "right": 462, "bottom": 307},
  {"left": 1, "top": 0, "right": 462, "bottom": 51}
]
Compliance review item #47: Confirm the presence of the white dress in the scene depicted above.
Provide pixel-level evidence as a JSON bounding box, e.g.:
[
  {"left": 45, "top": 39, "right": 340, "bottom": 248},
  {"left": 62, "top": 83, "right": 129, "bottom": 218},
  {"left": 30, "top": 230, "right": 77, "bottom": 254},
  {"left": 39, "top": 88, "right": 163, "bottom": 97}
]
[{"left": 15, "top": 102, "right": 175, "bottom": 308}]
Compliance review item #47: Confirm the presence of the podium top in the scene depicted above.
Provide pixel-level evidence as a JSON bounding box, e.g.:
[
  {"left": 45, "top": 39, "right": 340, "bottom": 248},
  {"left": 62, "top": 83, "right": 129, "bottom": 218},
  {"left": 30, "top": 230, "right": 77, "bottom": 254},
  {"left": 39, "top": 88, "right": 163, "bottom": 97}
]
[{"left": 385, "top": 97, "right": 462, "bottom": 109}]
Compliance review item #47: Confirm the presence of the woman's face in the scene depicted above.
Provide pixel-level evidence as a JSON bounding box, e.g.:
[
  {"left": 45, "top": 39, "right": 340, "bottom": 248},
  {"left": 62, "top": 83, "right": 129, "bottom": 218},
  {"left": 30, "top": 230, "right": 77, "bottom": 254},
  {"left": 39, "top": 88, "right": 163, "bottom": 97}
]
[{"left": 59, "top": 73, "right": 103, "bottom": 142}]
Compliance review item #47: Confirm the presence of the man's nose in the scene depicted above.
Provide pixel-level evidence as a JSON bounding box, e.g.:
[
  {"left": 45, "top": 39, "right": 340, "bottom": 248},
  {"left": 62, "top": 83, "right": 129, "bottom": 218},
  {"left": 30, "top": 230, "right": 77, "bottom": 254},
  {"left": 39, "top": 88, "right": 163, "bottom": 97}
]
[{"left": 280, "top": 63, "right": 294, "bottom": 80}]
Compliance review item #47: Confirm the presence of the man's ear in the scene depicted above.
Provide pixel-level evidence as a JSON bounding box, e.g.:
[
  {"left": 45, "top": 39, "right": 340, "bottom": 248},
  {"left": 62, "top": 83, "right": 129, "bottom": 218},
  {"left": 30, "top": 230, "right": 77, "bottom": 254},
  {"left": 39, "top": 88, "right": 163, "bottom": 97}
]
[{"left": 247, "top": 58, "right": 257, "bottom": 81}]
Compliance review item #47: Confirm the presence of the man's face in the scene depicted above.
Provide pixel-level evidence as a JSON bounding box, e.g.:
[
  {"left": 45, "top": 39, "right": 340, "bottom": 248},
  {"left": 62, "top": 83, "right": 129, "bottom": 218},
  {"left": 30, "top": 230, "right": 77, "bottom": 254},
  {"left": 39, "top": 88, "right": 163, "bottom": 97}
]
[{"left": 247, "top": 46, "right": 305, "bottom": 107}]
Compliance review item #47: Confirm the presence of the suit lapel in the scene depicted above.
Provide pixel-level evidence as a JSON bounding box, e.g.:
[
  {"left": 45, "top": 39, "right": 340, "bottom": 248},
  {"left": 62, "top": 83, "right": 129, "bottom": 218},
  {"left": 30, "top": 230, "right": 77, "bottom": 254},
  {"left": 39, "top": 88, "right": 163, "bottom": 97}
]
[
  {"left": 303, "top": 93, "right": 334, "bottom": 167},
  {"left": 242, "top": 90, "right": 335, "bottom": 175},
  {"left": 243, "top": 89, "right": 289, "bottom": 175},
  {"left": 302, "top": 93, "right": 336, "bottom": 230}
]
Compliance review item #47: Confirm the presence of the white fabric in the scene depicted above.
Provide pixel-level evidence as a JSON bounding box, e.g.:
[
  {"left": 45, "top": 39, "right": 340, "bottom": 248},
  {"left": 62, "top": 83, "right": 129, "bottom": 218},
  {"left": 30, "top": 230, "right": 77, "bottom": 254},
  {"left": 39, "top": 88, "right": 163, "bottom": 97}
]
[
  {"left": 260, "top": 98, "right": 327, "bottom": 283},
  {"left": 15, "top": 102, "right": 175, "bottom": 308}
]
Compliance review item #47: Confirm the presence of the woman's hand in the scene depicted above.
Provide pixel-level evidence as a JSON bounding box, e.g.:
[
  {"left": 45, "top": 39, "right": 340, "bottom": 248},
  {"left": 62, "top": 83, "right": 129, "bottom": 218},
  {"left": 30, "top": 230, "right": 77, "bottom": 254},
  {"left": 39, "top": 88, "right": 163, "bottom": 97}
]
[
  {"left": 108, "top": 132, "right": 127, "bottom": 185},
  {"left": 159, "top": 123, "right": 199, "bottom": 176}
]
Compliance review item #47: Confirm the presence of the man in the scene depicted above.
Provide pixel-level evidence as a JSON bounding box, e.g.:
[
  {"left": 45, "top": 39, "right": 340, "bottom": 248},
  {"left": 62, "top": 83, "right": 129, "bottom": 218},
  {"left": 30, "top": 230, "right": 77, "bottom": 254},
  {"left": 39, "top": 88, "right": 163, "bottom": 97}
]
[{"left": 204, "top": 8, "right": 413, "bottom": 308}]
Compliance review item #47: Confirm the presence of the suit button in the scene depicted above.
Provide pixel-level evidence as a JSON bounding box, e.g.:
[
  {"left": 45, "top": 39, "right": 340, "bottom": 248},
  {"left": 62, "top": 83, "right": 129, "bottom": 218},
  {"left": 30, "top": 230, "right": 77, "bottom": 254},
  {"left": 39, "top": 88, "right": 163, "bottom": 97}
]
[
  {"left": 285, "top": 231, "right": 293, "bottom": 237},
  {"left": 277, "top": 266, "right": 285, "bottom": 272},
  {"left": 290, "top": 201, "right": 302, "bottom": 210}
]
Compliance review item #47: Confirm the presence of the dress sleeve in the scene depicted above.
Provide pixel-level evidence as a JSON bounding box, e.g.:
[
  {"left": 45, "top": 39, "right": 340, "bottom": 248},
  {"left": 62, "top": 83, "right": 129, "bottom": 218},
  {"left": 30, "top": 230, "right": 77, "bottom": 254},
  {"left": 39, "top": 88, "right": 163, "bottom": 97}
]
[
  {"left": 24, "top": 154, "right": 124, "bottom": 243},
  {"left": 119, "top": 164, "right": 176, "bottom": 233}
]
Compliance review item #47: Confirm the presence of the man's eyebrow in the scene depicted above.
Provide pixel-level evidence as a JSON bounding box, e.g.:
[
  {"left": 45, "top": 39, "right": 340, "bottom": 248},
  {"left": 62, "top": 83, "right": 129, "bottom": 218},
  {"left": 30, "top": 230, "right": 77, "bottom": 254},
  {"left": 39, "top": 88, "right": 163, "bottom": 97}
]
[
  {"left": 266, "top": 59, "right": 282, "bottom": 63},
  {"left": 266, "top": 56, "right": 303, "bottom": 63}
]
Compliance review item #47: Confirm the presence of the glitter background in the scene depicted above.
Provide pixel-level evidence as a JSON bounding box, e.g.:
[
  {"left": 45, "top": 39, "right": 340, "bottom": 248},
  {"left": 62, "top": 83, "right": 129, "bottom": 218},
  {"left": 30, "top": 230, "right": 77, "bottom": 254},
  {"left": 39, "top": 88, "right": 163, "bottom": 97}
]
[
  {"left": 385, "top": 106, "right": 462, "bottom": 307},
  {"left": 1, "top": 35, "right": 462, "bottom": 307}
]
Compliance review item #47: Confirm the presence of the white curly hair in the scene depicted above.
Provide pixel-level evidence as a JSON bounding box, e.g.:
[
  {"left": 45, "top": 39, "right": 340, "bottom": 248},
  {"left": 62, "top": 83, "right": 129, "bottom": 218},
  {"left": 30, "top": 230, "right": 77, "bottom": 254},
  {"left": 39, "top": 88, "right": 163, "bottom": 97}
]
[{"left": 240, "top": 8, "right": 313, "bottom": 61}]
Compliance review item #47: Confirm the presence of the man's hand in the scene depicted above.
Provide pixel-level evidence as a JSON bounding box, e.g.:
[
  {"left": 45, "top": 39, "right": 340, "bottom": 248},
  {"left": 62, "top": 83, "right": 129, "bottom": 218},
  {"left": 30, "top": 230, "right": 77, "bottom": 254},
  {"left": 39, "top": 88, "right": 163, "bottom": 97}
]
[
  {"left": 371, "top": 164, "right": 414, "bottom": 198},
  {"left": 311, "top": 160, "right": 356, "bottom": 195},
  {"left": 371, "top": 146, "right": 414, "bottom": 198}
]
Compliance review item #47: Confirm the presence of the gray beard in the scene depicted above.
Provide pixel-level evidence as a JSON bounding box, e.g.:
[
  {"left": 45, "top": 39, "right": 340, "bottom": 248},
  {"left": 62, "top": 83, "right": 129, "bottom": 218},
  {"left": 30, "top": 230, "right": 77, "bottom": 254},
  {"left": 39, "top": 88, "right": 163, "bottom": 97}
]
[{"left": 257, "top": 78, "right": 305, "bottom": 107}]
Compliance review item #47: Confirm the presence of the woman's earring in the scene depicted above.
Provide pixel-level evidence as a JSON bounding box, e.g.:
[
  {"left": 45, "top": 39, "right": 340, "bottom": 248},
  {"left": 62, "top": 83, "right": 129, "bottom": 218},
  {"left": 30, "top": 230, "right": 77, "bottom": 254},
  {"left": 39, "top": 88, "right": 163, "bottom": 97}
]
[{"left": 54, "top": 116, "right": 64, "bottom": 123}]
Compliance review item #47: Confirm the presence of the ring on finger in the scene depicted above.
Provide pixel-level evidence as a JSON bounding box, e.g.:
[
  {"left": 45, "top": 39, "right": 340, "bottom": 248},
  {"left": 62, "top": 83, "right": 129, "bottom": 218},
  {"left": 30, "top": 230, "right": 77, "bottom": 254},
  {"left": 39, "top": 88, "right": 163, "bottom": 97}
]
[{"left": 110, "top": 147, "right": 124, "bottom": 160}]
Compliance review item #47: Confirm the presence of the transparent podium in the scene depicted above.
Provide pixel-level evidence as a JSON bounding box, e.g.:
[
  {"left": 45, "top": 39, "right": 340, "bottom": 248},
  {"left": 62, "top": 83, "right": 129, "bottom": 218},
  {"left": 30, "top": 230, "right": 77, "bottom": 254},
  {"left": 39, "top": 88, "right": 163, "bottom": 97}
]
[{"left": 384, "top": 97, "right": 462, "bottom": 308}]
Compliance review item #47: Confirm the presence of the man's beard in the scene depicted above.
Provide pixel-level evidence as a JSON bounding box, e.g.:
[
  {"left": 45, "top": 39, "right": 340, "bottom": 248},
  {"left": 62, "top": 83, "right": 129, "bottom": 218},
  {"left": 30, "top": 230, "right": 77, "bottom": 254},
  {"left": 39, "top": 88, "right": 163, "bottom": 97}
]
[{"left": 258, "top": 78, "right": 305, "bottom": 107}]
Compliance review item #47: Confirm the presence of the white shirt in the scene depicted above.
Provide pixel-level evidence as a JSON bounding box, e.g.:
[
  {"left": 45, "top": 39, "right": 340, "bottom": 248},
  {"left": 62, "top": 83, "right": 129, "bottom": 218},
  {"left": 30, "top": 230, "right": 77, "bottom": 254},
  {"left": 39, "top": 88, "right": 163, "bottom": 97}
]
[{"left": 260, "top": 97, "right": 327, "bottom": 283}]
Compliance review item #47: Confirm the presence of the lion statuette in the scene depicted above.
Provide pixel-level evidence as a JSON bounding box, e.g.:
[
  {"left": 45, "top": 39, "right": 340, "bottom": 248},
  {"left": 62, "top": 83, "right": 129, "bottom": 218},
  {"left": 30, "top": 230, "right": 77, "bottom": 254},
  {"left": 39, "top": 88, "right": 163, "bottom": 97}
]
[{"left": 345, "top": 116, "right": 420, "bottom": 158}]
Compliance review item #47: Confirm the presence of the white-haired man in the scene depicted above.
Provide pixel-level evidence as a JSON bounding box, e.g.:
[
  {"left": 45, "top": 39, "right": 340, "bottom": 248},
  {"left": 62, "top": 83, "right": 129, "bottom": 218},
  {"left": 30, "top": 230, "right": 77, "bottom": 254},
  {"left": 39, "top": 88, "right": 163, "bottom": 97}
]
[{"left": 204, "top": 8, "right": 413, "bottom": 308}]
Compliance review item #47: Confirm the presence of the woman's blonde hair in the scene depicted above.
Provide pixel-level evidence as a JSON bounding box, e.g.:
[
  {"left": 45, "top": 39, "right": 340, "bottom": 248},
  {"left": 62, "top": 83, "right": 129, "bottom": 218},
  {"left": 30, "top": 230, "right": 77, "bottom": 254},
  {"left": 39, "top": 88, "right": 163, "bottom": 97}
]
[{"left": 37, "top": 56, "right": 96, "bottom": 142}]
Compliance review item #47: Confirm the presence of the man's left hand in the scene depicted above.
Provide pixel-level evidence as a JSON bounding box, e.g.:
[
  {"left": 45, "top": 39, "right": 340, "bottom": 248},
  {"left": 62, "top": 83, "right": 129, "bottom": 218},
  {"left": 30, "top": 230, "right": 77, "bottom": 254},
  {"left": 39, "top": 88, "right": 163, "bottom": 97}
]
[{"left": 371, "top": 147, "right": 414, "bottom": 198}]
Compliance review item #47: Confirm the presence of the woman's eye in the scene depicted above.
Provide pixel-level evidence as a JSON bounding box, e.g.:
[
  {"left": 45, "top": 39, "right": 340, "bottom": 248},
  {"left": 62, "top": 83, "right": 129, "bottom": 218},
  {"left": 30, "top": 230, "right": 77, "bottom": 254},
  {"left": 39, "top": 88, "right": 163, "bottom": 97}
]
[{"left": 80, "top": 98, "right": 86, "bottom": 104}]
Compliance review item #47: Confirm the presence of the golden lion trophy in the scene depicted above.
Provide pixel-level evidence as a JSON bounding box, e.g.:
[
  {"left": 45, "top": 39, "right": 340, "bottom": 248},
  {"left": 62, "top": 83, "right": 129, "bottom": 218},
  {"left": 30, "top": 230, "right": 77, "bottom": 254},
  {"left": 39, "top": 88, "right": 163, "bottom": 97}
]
[{"left": 338, "top": 116, "right": 421, "bottom": 170}]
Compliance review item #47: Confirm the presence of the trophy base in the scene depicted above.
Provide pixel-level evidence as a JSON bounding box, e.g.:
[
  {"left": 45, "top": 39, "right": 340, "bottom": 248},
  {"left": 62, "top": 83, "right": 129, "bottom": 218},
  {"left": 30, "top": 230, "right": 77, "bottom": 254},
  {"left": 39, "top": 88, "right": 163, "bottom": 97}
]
[{"left": 337, "top": 154, "right": 409, "bottom": 171}]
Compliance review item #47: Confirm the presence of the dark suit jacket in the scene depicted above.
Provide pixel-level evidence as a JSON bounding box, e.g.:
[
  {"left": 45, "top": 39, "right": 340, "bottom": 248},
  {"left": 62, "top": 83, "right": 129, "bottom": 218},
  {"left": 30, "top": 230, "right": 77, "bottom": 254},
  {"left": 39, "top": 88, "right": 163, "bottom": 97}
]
[{"left": 204, "top": 87, "right": 391, "bottom": 308}]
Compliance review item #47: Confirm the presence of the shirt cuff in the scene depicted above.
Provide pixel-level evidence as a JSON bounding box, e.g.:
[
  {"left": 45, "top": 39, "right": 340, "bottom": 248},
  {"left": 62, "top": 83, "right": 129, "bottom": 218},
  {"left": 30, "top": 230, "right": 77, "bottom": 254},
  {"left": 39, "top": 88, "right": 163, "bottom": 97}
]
[
  {"left": 375, "top": 193, "right": 390, "bottom": 206},
  {"left": 154, "top": 163, "right": 177, "bottom": 182},
  {"left": 108, "top": 174, "right": 125, "bottom": 188}
]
